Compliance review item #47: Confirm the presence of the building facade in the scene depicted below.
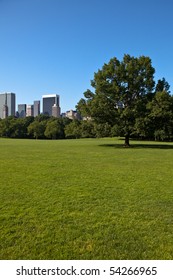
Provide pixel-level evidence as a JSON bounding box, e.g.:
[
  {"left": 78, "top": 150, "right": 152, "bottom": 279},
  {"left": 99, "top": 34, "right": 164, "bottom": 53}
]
[
  {"left": 18, "top": 104, "right": 26, "bottom": 118},
  {"left": 42, "top": 94, "right": 60, "bottom": 117},
  {"left": 33, "top": 100, "right": 40, "bottom": 117},
  {"left": 52, "top": 104, "right": 60, "bottom": 118},
  {"left": 26, "top": 104, "right": 34, "bottom": 117},
  {"left": 0, "top": 92, "right": 16, "bottom": 119},
  {"left": 65, "top": 110, "right": 81, "bottom": 120}
]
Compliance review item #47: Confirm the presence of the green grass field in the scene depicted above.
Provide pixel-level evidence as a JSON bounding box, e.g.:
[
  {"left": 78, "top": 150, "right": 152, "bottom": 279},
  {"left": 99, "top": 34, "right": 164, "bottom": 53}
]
[{"left": 0, "top": 137, "right": 173, "bottom": 260}]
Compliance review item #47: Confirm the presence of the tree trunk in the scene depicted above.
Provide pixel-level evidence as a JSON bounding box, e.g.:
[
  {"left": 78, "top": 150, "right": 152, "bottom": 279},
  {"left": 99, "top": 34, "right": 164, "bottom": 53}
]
[{"left": 124, "top": 135, "right": 130, "bottom": 147}]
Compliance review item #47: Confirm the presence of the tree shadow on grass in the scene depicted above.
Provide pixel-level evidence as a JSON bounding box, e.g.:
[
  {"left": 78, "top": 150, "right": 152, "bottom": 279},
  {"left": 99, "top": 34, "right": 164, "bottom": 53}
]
[{"left": 99, "top": 143, "right": 173, "bottom": 149}]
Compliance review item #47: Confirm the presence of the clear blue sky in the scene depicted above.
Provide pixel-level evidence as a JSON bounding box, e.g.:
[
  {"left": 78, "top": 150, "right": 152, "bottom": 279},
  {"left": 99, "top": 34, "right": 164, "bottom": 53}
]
[{"left": 0, "top": 0, "right": 173, "bottom": 113}]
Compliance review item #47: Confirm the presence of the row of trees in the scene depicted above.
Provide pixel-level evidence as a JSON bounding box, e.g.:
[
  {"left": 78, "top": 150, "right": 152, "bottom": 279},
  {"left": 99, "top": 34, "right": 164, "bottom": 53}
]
[
  {"left": 1, "top": 54, "right": 173, "bottom": 144},
  {"left": 0, "top": 115, "right": 114, "bottom": 139},
  {"left": 1, "top": 88, "right": 173, "bottom": 142},
  {"left": 0, "top": 115, "right": 68, "bottom": 139}
]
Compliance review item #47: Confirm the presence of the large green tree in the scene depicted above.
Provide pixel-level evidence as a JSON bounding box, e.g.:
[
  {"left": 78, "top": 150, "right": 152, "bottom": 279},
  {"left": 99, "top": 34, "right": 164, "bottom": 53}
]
[{"left": 77, "top": 54, "right": 155, "bottom": 146}]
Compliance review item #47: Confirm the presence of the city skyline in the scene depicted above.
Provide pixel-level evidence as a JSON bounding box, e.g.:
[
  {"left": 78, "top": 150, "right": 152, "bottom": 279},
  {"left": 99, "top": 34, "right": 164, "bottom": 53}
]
[{"left": 0, "top": 91, "right": 78, "bottom": 118}]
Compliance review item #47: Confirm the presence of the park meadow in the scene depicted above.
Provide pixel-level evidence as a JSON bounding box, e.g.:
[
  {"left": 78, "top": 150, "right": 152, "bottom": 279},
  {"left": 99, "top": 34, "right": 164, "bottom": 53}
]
[{"left": 0, "top": 137, "right": 173, "bottom": 260}]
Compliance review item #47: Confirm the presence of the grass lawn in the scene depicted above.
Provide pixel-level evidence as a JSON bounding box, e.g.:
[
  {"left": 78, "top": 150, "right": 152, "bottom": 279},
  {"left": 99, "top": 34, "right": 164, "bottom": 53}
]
[{"left": 0, "top": 137, "right": 173, "bottom": 260}]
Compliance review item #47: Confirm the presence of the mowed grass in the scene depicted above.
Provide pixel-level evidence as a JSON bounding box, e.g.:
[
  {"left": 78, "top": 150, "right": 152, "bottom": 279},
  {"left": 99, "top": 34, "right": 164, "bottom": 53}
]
[{"left": 0, "top": 138, "right": 173, "bottom": 260}]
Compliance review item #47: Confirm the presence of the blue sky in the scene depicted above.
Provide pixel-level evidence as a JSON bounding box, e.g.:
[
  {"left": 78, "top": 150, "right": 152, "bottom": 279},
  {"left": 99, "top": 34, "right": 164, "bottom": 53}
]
[{"left": 0, "top": 0, "right": 173, "bottom": 112}]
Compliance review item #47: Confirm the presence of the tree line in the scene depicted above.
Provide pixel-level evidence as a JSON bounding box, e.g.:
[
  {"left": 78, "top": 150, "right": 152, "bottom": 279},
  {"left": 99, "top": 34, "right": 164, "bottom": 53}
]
[
  {"left": 1, "top": 54, "right": 173, "bottom": 143},
  {"left": 1, "top": 90, "right": 173, "bottom": 142},
  {"left": 0, "top": 114, "right": 115, "bottom": 139}
]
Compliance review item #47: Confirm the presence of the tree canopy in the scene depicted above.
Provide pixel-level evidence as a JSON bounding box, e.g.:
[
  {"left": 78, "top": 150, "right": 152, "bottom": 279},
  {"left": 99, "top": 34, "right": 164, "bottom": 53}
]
[{"left": 77, "top": 54, "right": 156, "bottom": 146}]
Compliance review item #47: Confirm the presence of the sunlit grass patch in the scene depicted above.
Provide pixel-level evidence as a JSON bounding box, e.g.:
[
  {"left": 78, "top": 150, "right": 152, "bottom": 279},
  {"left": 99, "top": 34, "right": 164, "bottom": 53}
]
[{"left": 0, "top": 138, "right": 173, "bottom": 259}]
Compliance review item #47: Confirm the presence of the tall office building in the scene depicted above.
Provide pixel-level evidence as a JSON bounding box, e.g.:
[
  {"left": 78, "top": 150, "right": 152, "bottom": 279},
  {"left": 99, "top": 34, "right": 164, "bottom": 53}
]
[
  {"left": 33, "top": 100, "right": 40, "bottom": 117},
  {"left": 26, "top": 104, "right": 34, "bottom": 117},
  {"left": 52, "top": 104, "right": 60, "bottom": 118},
  {"left": 18, "top": 104, "right": 26, "bottom": 118},
  {"left": 0, "top": 92, "right": 16, "bottom": 119},
  {"left": 42, "top": 94, "right": 60, "bottom": 117}
]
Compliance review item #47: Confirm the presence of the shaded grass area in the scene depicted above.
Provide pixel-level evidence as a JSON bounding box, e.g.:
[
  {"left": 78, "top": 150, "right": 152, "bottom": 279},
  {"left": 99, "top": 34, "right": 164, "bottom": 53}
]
[
  {"left": 0, "top": 138, "right": 173, "bottom": 259},
  {"left": 100, "top": 142, "right": 173, "bottom": 149}
]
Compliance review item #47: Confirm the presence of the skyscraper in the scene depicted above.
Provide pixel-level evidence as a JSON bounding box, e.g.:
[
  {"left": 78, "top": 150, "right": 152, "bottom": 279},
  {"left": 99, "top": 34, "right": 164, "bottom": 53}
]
[
  {"left": 42, "top": 94, "right": 60, "bottom": 117},
  {"left": 0, "top": 92, "right": 16, "bottom": 119},
  {"left": 2, "top": 93, "right": 8, "bottom": 119},
  {"left": 52, "top": 104, "right": 61, "bottom": 118},
  {"left": 26, "top": 105, "right": 34, "bottom": 117},
  {"left": 33, "top": 100, "right": 40, "bottom": 117},
  {"left": 18, "top": 104, "right": 26, "bottom": 118}
]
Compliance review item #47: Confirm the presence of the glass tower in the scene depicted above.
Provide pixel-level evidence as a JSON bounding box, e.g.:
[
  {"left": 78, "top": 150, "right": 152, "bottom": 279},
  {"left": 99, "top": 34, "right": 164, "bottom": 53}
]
[
  {"left": 42, "top": 94, "right": 60, "bottom": 116},
  {"left": 0, "top": 92, "right": 16, "bottom": 119}
]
